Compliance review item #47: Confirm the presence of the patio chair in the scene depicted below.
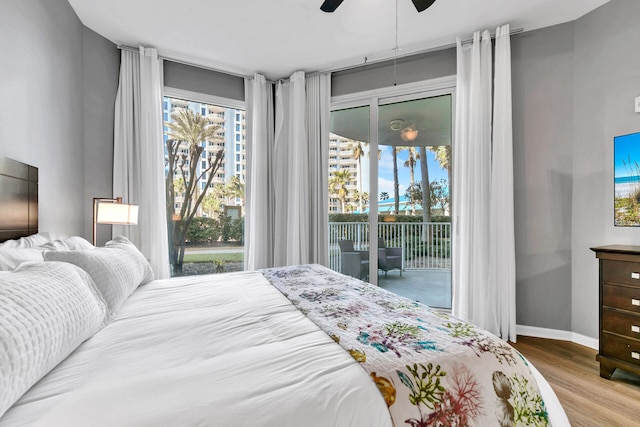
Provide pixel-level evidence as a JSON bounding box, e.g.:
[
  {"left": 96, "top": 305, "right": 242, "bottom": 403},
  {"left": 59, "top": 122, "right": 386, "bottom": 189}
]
[
  {"left": 378, "top": 237, "right": 402, "bottom": 277},
  {"left": 338, "top": 240, "right": 369, "bottom": 280}
]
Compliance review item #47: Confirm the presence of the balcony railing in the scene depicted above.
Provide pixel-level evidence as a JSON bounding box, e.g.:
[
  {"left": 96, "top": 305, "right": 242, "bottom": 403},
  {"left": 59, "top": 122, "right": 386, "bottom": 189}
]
[{"left": 328, "top": 221, "right": 451, "bottom": 272}]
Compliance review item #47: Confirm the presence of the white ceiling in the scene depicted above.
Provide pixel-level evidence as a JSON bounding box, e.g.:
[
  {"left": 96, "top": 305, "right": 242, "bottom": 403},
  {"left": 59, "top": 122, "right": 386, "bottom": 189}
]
[{"left": 68, "top": 0, "right": 609, "bottom": 80}]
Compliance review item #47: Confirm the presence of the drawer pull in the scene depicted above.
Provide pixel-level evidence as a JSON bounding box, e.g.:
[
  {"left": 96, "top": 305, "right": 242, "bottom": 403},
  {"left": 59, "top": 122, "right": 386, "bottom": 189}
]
[
  {"left": 633, "top": 299, "right": 640, "bottom": 306},
  {"left": 633, "top": 272, "right": 640, "bottom": 280},
  {"left": 633, "top": 325, "right": 640, "bottom": 334},
  {"left": 633, "top": 352, "right": 640, "bottom": 360}
]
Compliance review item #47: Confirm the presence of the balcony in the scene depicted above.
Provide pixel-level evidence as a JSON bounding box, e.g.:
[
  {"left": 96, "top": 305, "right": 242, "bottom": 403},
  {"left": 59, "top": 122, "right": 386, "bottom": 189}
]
[{"left": 329, "top": 221, "right": 451, "bottom": 308}]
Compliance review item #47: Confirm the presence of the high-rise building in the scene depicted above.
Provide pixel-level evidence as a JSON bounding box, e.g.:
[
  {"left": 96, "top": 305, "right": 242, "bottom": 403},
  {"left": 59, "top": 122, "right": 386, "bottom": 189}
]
[
  {"left": 163, "top": 97, "right": 246, "bottom": 214},
  {"left": 328, "top": 134, "right": 361, "bottom": 213}
]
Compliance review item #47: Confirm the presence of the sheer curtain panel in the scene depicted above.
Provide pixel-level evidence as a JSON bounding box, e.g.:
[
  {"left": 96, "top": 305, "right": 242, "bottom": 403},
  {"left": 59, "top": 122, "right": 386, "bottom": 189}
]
[
  {"left": 273, "top": 72, "right": 309, "bottom": 266},
  {"left": 245, "top": 71, "right": 330, "bottom": 269},
  {"left": 305, "top": 74, "right": 330, "bottom": 266},
  {"left": 244, "top": 74, "right": 275, "bottom": 270},
  {"left": 489, "top": 25, "right": 516, "bottom": 341},
  {"left": 453, "top": 26, "right": 515, "bottom": 340},
  {"left": 113, "top": 47, "right": 170, "bottom": 279}
]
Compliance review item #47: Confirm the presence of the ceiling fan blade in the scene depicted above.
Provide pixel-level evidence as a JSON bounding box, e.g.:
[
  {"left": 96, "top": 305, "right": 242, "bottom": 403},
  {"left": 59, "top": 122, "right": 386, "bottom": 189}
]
[
  {"left": 411, "top": 0, "right": 436, "bottom": 12},
  {"left": 320, "top": 0, "right": 344, "bottom": 13}
]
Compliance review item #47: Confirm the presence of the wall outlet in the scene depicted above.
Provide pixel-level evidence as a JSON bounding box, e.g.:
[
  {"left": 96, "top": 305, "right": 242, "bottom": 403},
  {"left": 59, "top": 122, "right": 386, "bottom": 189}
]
[{"left": 636, "top": 96, "right": 640, "bottom": 113}]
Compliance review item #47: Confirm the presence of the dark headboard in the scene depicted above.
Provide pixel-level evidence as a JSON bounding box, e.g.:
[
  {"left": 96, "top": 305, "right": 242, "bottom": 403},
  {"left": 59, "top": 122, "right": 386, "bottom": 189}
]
[{"left": 0, "top": 156, "right": 38, "bottom": 242}]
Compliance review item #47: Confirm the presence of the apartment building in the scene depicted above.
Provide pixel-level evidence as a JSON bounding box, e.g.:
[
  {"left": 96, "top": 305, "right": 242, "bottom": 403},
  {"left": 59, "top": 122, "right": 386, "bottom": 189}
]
[{"left": 163, "top": 97, "right": 246, "bottom": 212}]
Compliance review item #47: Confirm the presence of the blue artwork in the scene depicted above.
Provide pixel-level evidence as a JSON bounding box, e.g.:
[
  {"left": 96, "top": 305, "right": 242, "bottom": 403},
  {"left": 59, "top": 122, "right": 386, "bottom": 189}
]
[{"left": 614, "top": 132, "right": 640, "bottom": 226}]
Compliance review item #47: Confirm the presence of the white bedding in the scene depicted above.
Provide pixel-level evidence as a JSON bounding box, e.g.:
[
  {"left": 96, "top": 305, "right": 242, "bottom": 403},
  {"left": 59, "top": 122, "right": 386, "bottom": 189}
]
[
  {"left": 1, "top": 269, "right": 568, "bottom": 426},
  {"left": 1, "top": 271, "right": 391, "bottom": 427}
]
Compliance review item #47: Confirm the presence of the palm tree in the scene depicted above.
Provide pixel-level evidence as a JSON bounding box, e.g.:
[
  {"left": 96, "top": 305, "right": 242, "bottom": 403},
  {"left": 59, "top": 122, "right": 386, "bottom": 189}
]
[
  {"left": 402, "top": 147, "right": 419, "bottom": 215},
  {"left": 429, "top": 145, "right": 451, "bottom": 189},
  {"left": 419, "top": 146, "right": 431, "bottom": 241},
  {"left": 225, "top": 175, "right": 245, "bottom": 207},
  {"left": 348, "top": 141, "right": 365, "bottom": 213},
  {"left": 165, "top": 107, "right": 224, "bottom": 273},
  {"left": 391, "top": 146, "right": 401, "bottom": 215},
  {"left": 380, "top": 191, "right": 390, "bottom": 200},
  {"left": 328, "top": 170, "right": 352, "bottom": 213}
]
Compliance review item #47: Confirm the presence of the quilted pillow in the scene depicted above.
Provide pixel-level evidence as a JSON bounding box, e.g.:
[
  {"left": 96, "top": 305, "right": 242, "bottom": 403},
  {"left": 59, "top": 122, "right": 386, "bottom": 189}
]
[
  {"left": 0, "top": 261, "right": 108, "bottom": 418},
  {"left": 0, "top": 232, "right": 50, "bottom": 249},
  {"left": 44, "top": 236, "right": 154, "bottom": 315},
  {"left": 37, "top": 236, "right": 94, "bottom": 251},
  {"left": 0, "top": 247, "right": 44, "bottom": 271}
]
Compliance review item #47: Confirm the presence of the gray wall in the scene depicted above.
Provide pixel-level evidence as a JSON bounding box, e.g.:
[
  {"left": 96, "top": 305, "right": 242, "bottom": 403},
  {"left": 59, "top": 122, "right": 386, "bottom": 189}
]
[
  {"left": 511, "top": 23, "right": 575, "bottom": 331},
  {"left": 82, "top": 27, "right": 120, "bottom": 244},
  {"left": 571, "top": 0, "right": 640, "bottom": 338},
  {"left": 0, "top": 0, "right": 119, "bottom": 241},
  {"left": 164, "top": 60, "right": 245, "bottom": 101},
  {"left": 332, "top": 48, "right": 456, "bottom": 96}
]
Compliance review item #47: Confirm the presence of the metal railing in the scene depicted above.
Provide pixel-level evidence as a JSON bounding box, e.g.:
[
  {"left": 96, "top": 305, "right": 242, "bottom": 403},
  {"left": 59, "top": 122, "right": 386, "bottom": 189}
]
[{"left": 328, "top": 221, "right": 451, "bottom": 272}]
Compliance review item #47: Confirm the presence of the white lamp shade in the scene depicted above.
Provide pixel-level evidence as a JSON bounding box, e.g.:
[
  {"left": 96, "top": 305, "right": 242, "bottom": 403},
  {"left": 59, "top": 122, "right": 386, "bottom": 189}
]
[{"left": 96, "top": 202, "right": 139, "bottom": 225}]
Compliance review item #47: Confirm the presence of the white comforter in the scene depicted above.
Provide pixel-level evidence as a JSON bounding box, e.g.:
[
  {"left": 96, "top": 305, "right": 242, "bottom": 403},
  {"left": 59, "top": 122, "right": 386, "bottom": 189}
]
[{"left": 1, "top": 272, "right": 391, "bottom": 426}]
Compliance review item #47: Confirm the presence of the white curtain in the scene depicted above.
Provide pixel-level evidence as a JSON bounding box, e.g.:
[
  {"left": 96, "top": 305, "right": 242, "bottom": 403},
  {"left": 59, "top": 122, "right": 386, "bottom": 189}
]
[
  {"left": 113, "top": 47, "right": 170, "bottom": 279},
  {"left": 453, "top": 25, "right": 515, "bottom": 340},
  {"left": 489, "top": 25, "right": 516, "bottom": 341},
  {"left": 244, "top": 74, "right": 275, "bottom": 270},
  {"left": 273, "top": 72, "right": 309, "bottom": 266},
  {"left": 245, "top": 71, "right": 330, "bottom": 269},
  {"left": 305, "top": 74, "right": 330, "bottom": 266}
]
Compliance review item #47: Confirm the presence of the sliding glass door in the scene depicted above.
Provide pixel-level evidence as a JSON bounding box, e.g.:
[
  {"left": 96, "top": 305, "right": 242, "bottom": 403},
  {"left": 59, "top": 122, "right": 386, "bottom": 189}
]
[
  {"left": 328, "top": 83, "right": 453, "bottom": 309},
  {"left": 376, "top": 94, "right": 452, "bottom": 308}
]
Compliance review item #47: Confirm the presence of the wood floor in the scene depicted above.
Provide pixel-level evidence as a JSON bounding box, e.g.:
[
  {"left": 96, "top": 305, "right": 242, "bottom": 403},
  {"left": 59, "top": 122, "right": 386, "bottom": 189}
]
[{"left": 511, "top": 336, "right": 640, "bottom": 426}]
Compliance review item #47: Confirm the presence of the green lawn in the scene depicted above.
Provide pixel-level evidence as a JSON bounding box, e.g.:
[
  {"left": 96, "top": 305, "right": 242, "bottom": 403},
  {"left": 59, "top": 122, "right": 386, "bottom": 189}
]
[{"left": 183, "top": 252, "right": 244, "bottom": 263}]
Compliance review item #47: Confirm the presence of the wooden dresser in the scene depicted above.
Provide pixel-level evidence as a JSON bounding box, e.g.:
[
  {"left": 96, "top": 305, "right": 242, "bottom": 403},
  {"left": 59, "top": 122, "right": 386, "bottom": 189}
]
[{"left": 591, "top": 245, "right": 640, "bottom": 379}]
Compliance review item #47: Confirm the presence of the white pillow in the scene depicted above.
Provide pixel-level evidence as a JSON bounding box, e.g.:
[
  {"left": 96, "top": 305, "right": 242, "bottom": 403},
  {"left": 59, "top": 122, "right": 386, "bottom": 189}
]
[
  {"left": 0, "top": 232, "right": 50, "bottom": 249},
  {"left": 63, "top": 236, "right": 94, "bottom": 250},
  {"left": 37, "top": 236, "right": 94, "bottom": 252},
  {"left": 0, "top": 261, "right": 108, "bottom": 418},
  {"left": 44, "top": 236, "right": 154, "bottom": 315},
  {"left": 0, "top": 247, "right": 44, "bottom": 271}
]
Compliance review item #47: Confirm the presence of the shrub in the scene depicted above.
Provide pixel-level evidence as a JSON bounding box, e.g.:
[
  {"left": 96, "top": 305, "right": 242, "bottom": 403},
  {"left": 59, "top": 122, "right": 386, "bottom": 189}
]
[
  {"left": 186, "top": 217, "right": 218, "bottom": 244},
  {"left": 229, "top": 217, "right": 244, "bottom": 243}
]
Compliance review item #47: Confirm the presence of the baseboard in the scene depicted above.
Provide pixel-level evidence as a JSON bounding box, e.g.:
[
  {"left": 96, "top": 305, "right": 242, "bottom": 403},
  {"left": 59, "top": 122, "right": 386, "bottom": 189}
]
[{"left": 516, "top": 324, "right": 599, "bottom": 350}]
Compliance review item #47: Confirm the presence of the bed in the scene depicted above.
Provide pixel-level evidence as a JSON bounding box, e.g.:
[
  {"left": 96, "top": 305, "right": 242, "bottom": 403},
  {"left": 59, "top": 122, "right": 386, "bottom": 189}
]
[{"left": 0, "top": 157, "right": 569, "bottom": 426}]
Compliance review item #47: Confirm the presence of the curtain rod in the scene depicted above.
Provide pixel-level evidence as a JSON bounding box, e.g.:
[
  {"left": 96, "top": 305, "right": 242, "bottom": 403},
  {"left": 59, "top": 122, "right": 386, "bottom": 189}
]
[
  {"left": 310, "top": 27, "right": 524, "bottom": 77},
  {"left": 117, "top": 44, "right": 256, "bottom": 80},
  {"left": 120, "top": 26, "right": 523, "bottom": 82}
]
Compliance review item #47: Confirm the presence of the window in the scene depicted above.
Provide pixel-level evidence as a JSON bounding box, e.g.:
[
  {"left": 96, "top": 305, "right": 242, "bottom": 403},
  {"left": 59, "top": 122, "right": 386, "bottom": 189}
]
[{"left": 163, "top": 94, "right": 246, "bottom": 277}]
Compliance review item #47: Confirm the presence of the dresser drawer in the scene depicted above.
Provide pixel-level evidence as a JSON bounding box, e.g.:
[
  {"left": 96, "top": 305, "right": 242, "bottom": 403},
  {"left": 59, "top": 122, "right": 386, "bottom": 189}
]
[
  {"left": 602, "top": 260, "right": 640, "bottom": 286},
  {"left": 603, "top": 309, "right": 640, "bottom": 339},
  {"left": 602, "top": 333, "right": 640, "bottom": 366},
  {"left": 603, "top": 284, "right": 640, "bottom": 313}
]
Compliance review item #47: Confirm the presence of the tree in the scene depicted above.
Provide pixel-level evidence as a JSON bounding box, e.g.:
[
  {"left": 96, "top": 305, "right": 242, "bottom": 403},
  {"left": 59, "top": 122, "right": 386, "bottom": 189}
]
[
  {"left": 328, "top": 170, "right": 351, "bottom": 213},
  {"left": 418, "top": 146, "right": 431, "bottom": 241},
  {"left": 225, "top": 175, "right": 245, "bottom": 206},
  {"left": 200, "top": 184, "right": 227, "bottom": 217},
  {"left": 402, "top": 147, "right": 420, "bottom": 215},
  {"left": 430, "top": 179, "right": 450, "bottom": 214},
  {"left": 380, "top": 191, "right": 390, "bottom": 201},
  {"left": 348, "top": 141, "right": 365, "bottom": 213},
  {"left": 429, "top": 145, "right": 452, "bottom": 206},
  {"left": 165, "top": 108, "right": 224, "bottom": 273},
  {"left": 391, "top": 146, "right": 400, "bottom": 215}
]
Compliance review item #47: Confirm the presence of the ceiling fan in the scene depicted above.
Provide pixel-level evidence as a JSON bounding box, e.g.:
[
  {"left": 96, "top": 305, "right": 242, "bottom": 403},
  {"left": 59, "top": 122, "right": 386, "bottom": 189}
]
[{"left": 320, "top": 0, "right": 436, "bottom": 13}]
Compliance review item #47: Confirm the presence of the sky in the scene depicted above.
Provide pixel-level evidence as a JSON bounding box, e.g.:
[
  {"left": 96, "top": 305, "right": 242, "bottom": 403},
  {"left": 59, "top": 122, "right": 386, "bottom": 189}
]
[
  {"left": 614, "top": 131, "right": 640, "bottom": 179},
  {"left": 360, "top": 144, "right": 448, "bottom": 199}
]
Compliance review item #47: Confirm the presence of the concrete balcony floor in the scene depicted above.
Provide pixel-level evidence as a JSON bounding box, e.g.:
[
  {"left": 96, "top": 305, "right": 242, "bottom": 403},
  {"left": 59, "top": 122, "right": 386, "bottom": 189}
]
[{"left": 377, "top": 269, "right": 451, "bottom": 310}]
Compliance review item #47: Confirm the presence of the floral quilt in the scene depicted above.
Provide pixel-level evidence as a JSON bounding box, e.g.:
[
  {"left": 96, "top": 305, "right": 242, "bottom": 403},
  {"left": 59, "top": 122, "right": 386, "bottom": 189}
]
[{"left": 260, "top": 264, "right": 550, "bottom": 427}]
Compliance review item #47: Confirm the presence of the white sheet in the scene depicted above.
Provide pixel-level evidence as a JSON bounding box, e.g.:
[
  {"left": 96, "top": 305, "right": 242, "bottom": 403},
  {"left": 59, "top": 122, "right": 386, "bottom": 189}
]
[
  {"left": 1, "top": 270, "right": 568, "bottom": 426},
  {"left": 1, "top": 272, "right": 391, "bottom": 426}
]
